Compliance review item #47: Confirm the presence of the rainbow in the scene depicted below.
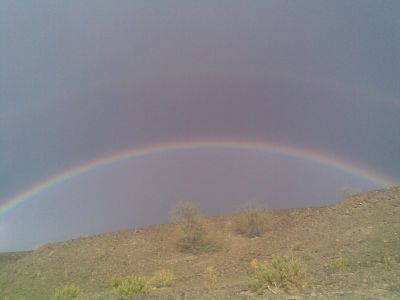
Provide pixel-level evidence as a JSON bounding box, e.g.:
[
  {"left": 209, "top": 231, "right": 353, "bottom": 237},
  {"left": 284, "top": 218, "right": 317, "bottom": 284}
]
[{"left": 0, "top": 139, "right": 395, "bottom": 216}]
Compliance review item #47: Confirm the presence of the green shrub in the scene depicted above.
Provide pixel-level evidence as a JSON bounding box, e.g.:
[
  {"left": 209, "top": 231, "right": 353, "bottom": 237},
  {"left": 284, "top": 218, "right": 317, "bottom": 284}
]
[
  {"left": 173, "top": 201, "right": 218, "bottom": 254},
  {"left": 235, "top": 206, "right": 267, "bottom": 238},
  {"left": 53, "top": 285, "right": 81, "bottom": 300},
  {"left": 331, "top": 256, "right": 349, "bottom": 272},
  {"left": 151, "top": 269, "right": 175, "bottom": 288},
  {"left": 248, "top": 255, "right": 303, "bottom": 294},
  {"left": 114, "top": 275, "right": 150, "bottom": 299}
]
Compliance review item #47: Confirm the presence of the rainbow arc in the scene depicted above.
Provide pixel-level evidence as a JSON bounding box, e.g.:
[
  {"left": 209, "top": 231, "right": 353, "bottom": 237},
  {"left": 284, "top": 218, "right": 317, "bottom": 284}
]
[{"left": 0, "top": 139, "right": 395, "bottom": 216}]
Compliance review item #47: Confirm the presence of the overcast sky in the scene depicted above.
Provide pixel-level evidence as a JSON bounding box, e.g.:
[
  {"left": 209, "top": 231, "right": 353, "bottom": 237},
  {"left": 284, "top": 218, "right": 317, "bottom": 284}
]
[{"left": 1, "top": 1, "right": 399, "bottom": 251}]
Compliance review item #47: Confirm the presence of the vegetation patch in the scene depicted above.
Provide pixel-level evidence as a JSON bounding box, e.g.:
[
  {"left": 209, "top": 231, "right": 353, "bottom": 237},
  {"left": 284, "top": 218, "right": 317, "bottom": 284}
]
[
  {"left": 234, "top": 206, "right": 267, "bottom": 238},
  {"left": 173, "top": 201, "right": 219, "bottom": 254},
  {"left": 53, "top": 285, "right": 81, "bottom": 300},
  {"left": 330, "top": 256, "right": 349, "bottom": 272},
  {"left": 203, "top": 266, "right": 220, "bottom": 289},
  {"left": 151, "top": 269, "right": 175, "bottom": 288},
  {"left": 248, "top": 255, "right": 304, "bottom": 294},
  {"left": 382, "top": 255, "right": 397, "bottom": 269},
  {"left": 113, "top": 275, "right": 151, "bottom": 299}
]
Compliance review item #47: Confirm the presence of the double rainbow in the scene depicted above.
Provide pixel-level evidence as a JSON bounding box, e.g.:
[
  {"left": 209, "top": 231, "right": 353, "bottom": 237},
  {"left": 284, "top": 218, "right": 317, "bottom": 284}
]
[{"left": 0, "top": 139, "right": 395, "bottom": 216}]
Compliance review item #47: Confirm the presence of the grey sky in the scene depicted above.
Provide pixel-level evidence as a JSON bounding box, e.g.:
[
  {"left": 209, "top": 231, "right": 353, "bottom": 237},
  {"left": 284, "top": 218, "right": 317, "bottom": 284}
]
[{"left": 1, "top": 1, "right": 399, "bottom": 251}]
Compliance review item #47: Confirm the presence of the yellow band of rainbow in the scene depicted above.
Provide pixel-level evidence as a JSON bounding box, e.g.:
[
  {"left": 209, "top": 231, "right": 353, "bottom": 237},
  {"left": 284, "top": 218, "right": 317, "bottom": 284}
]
[{"left": 0, "top": 139, "right": 395, "bottom": 216}]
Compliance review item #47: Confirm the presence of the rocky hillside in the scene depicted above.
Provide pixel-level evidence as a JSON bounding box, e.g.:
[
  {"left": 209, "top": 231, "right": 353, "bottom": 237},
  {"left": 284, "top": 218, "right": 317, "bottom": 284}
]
[{"left": 0, "top": 187, "right": 399, "bottom": 299}]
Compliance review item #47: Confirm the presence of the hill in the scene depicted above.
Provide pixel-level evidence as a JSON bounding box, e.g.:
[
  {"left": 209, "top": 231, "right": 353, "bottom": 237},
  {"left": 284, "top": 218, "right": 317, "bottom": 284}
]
[
  {"left": 0, "top": 187, "right": 399, "bottom": 299},
  {"left": 0, "top": 251, "right": 31, "bottom": 272}
]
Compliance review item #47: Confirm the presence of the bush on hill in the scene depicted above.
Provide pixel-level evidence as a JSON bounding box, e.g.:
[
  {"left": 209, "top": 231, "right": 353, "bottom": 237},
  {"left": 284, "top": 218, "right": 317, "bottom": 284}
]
[
  {"left": 248, "top": 255, "right": 304, "bottom": 294},
  {"left": 53, "top": 285, "right": 81, "bottom": 300},
  {"left": 173, "top": 201, "right": 219, "bottom": 254},
  {"left": 113, "top": 275, "right": 151, "bottom": 299},
  {"left": 235, "top": 206, "right": 267, "bottom": 238}
]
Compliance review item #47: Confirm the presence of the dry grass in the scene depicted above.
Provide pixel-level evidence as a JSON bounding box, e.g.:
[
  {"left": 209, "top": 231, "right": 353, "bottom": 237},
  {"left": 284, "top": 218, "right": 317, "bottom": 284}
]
[{"left": 151, "top": 269, "right": 175, "bottom": 288}]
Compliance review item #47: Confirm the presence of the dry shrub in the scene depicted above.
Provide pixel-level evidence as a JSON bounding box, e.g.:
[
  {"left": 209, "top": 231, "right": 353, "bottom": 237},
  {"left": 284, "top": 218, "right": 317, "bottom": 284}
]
[
  {"left": 203, "top": 266, "right": 220, "bottom": 289},
  {"left": 331, "top": 256, "right": 349, "bottom": 272},
  {"left": 173, "top": 201, "right": 219, "bottom": 254},
  {"left": 151, "top": 269, "right": 175, "bottom": 288},
  {"left": 235, "top": 206, "right": 267, "bottom": 238}
]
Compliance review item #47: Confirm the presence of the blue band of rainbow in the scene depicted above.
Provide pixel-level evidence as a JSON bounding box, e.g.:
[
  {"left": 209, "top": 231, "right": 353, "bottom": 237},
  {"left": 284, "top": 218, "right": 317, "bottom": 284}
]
[{"left": 0, "top": 139, "right": 395, "bottom": 216}]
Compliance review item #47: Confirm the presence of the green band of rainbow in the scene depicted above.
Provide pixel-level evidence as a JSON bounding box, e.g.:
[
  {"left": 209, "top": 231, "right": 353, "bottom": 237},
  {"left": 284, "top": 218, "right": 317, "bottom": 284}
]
[{"left": 0, "top": 139, "right": 395, "bottom": 216}]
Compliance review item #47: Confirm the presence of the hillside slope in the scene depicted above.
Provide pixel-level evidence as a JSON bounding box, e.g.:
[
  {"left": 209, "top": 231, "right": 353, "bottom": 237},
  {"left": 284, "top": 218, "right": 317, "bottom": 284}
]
[{"left": 1, "top": 187, "right": 399, "bottom": 299}]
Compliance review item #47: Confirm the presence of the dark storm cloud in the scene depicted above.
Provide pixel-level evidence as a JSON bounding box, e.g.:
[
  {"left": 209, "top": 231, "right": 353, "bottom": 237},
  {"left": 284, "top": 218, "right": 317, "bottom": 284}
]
[{"left": 1, "top": 1, "right": 399, "bottom": 250}]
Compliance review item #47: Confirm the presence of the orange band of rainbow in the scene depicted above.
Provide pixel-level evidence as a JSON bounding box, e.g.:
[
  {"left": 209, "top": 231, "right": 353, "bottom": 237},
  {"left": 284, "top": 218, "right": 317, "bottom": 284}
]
[{"left": 0, "top": 139, "right": 395, "bottom": 216}]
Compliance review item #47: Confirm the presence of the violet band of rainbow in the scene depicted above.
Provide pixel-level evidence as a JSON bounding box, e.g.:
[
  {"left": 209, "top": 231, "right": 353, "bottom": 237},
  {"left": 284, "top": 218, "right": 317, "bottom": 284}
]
[{"left": 0, "top": 139, "right": 395, "bottom": 216}]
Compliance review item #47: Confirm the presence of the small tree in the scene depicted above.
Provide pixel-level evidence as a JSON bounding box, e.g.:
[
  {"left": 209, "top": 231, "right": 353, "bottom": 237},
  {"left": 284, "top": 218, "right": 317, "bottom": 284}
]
[
  {"left": 235, "top": 206, "right": 267, "bottom": 238},
  {"left": 172, "top": 201, "right": 200, "bottom": 222},
  {"left": 173, "top": 201, "right": 218, "bottom": 254}
]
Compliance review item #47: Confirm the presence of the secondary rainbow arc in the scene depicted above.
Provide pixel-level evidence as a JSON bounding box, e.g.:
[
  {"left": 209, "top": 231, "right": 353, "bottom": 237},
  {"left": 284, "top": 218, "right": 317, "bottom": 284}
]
[{"left": 0, "top": 139, "right": 395, "bottom": 216}]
